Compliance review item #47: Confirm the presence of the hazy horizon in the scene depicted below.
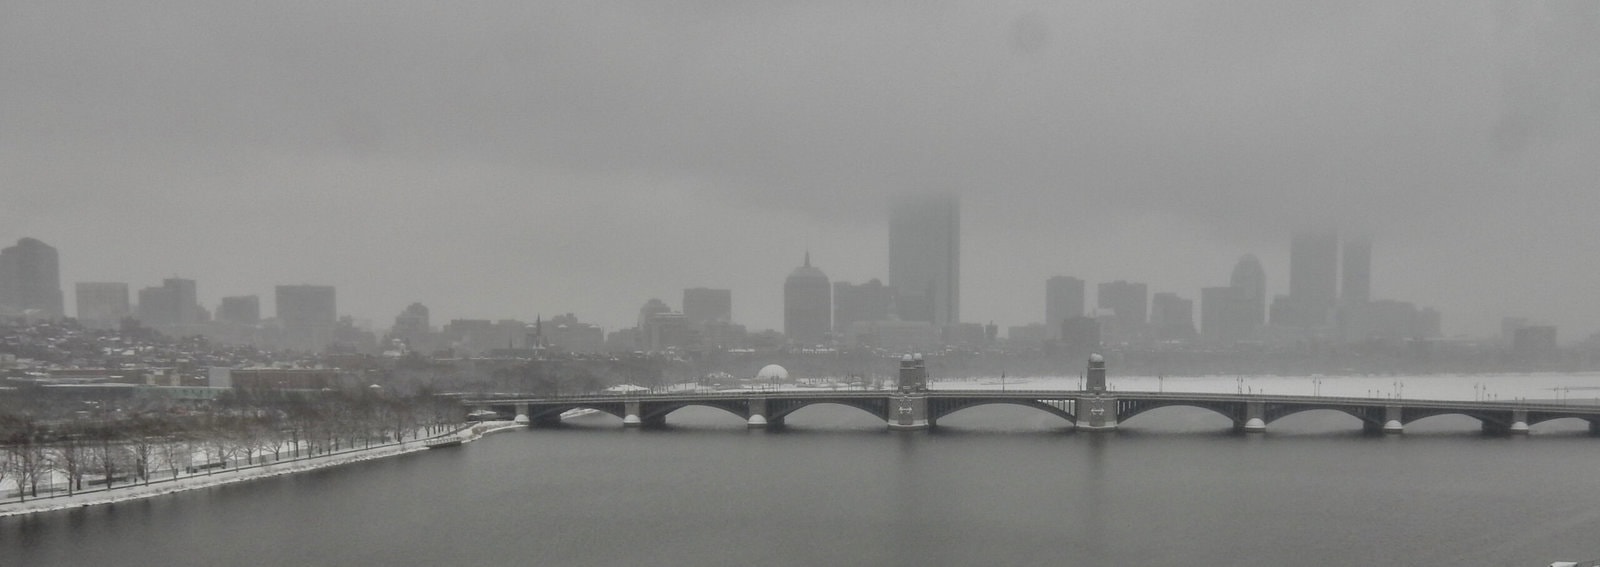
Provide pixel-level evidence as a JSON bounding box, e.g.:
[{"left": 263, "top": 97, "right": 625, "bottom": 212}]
[{"left": 4, "top": 2, "right": 1597, "bottom": 339}]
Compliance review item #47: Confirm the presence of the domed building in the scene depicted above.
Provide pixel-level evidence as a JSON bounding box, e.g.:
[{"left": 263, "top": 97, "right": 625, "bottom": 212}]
[
  {"left": 784, "top": 252, "right": 831, "bottom": 345},
  {"left": 756, "top": 364, "right": 788, "bottom": 382}
]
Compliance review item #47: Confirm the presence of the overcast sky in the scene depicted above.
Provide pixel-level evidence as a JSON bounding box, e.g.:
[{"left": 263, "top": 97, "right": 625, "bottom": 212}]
[{"left": 3, "top": 2, "right": 1597, "bottom": 339}]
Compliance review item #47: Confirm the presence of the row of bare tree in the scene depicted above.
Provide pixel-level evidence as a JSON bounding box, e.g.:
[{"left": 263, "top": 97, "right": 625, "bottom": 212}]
[{"left": 0, "top": 389, "right": 465, "bottom": 502}]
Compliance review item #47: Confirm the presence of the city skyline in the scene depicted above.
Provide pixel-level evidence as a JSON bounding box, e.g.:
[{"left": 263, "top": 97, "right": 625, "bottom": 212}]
[
  {"left": 0, "top": 227, "right": 1448, "bottom": 346},
  {"left": 4, "top": 3, "right": 1597, "bottom": 339}
]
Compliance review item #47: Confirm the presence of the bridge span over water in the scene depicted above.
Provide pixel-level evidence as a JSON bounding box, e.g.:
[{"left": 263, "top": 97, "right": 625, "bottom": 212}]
[{"left": 462, "top": 390, "right": 1600, "bottom": 435}]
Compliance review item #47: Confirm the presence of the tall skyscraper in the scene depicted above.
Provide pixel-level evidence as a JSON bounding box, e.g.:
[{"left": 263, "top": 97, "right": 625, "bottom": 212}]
[
  {"left": 75, "top": 282, "right": 130, "bottom": 329},
  {"left": 889, "top": 194, "right": 959, "bottom": 325},
  {"left": 682, "top": 288, "right": 732, "bottom": 327},
  {"left": 1045, "top": 276, "right": 1085, "bottom": 337},
  {"left": 1229, "top": 255, "right": 1267, "bottom": 328},
  {"left": 276, "top": 285, "right": 336, "bottom": 352},
  {"left": 637, "top": 298, "right": 671, "bottom": 329},
  {"left": 1097, "top": 280, "right": 1148, "bottom": 344},
  {"left": 784, "top": 252, "right": 831, "bottom": 344},
  {"left": 1150, "top": 292, "right": 1195, "bottom": 340},
  {"left": 1341, "top": 236, "right": 1371, "bottom": 305},
  {"left": 1097, "top": 280, "right": 1148, "bottom": 326},
  {"left": 217, "top": 295, "right": 261, "bottom": 325},
  {"left": 1288, "top": 229, "right": 1339, "bottom": 327},
  {"left": 0, "top": 237, "right": 64, "bottom": 318},
  {"left": 833, "top": 279, "right": 892, "bottom": 333}
]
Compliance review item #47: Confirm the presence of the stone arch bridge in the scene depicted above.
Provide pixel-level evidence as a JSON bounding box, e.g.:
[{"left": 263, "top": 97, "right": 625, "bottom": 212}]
[{"left": 462, "top": 390, "right": 1600, "bottom": 435}]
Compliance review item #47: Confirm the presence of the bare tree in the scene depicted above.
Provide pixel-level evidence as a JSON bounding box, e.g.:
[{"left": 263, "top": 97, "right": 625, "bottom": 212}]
[
  {"left": 157, "top": 431, "right": 192, "bottom": 480},
  {"left": 50, "top": 433, "right": 87, "bottom": 495}
]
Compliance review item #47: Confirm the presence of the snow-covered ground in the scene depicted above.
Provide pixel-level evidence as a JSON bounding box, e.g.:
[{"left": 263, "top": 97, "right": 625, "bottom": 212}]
[{"left": 0, "top": 420, "right": 523, "bottom": 518}]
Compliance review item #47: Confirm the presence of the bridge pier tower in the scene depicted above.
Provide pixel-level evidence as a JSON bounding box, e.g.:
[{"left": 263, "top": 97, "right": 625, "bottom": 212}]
[
  {"left": 1239, "top": 400, "right": 1266, "bottom": 433},
  {"left": 888, "top": 394, "right": 929, "bottom": 430},
  {"left": 1590, "top": 420, "right": 1600, "bottom": 436},
  {"left": 1075, "top": 354, "right": 1116, "bottom": 431},
  {"left": 1383, "top": 406, "right": 1404, "bottom": 434},
  {"left": 513, "top": 403, "right": 531, "bottom": 425},
  {"left": 748, "top": 398, "right": 770, "bottom": 428},
  {"left": 623, "top": 400, "right": 642, "bottom": 427},
  {"left": 1075, "top": 395, "right": 1118, "bottom": 431}
]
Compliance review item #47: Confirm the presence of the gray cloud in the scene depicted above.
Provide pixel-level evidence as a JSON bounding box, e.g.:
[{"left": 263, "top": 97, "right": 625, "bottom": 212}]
[{"left": 2, "top": 1, "right": 1597, "bottom": 337}]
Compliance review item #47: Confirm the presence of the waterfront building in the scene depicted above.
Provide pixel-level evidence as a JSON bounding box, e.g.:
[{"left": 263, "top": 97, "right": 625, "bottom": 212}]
[
  {"left": 784, "top": 253, "right": 831, "bottom": 345},
  {"left": 1512, "top": 325, "right": 1558, "bottom": 361},
  {"left": 1097, "top": 280, "right": 1148, "bottom": 342},
  {"left": 1150, "top": 292, "right": 1195, "bottom": 341},
  {"left": 276, "top": 284, "right": 336, "bottom": 352},
  {"left": 843, "top": 320, "right": 940, "bottom": 352},
  {"left": 216, "top": 295, "right": 261, "bottom": 325},
  {"left": 682, "top": 288, "right": 733, "bottom": 328},
  {"left": 1287, "top": 229, "right": 1339, "bottom": 327},
  {"left": 138, "top": 278, "right": 208, "bottom": 334},
  {"left": 1229, "top": 255, "right": 1266, "bottom": 328},
  {"left": 1059, "top": 316, "right": 1101, "bottom": 358},
  {"left": 637, "top": 298, "right": 671, "bottom": 330},
  {"left": 833, "top": 279, "right": 892, "bottom": 333},
  {"left": 544, "top": 314, "right": 606, "bottom": 354},
  {"left": 75, "top": 282, "right": 130, "bottom": 329},
  {"left": 889, "top": 193, "right": 959, "bottom": 325},
  {"left": 0, "top": 237, "right": 64, "bottom": 319},
  {"left": 1044, "top": 276, "right": 1085, "bottom": 338},
  {"left": 641, "top": 311, "right": 691, "bottom": 352},
  {"left": 1006, "top": 323, "right": 1051, "bottom": 348}
]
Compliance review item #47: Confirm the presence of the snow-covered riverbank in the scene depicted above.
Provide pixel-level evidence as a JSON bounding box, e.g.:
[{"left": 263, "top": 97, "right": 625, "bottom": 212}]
[{"left": 0, "top": 420, "right": 524, "bottom": 518}]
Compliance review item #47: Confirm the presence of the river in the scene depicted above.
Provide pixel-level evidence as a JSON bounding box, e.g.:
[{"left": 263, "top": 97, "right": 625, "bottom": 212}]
[{"left": 4, "top": 401, "right": 1599, "bottom": 566}]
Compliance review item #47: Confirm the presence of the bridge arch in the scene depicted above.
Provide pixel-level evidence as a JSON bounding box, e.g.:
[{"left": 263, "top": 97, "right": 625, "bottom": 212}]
[
  {"left": 638, "top": 400, "right": 751, "bottom": 423},
  {"left": 1262, "top": 405, "right": 1383, "bottom": 428},
  {"left": 1400, "top": 407, "right": 1511, "bottom": 430},
  {"left": 1524, "top": 415, "right": 1598, "bottom": 430},
  {"left": 1117, "top": 400, "right": 1242, "bottom": 427},
  {"left": 526, "top": 403, "right": 628, "bottom": 422},
  {"left": 928, "top": 399, "right": 1076, "bottom": 424},
  {"left": 766, "top": 398, "right": 889, "bottom": 423}
]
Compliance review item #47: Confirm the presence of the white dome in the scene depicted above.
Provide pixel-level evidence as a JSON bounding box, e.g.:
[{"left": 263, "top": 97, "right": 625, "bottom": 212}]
[{"left": 756, "top": 364, "right": 789, "bottom": 380}]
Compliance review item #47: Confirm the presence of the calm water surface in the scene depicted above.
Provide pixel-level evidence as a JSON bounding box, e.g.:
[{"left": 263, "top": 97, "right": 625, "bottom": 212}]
[{"left": 4, "top": 406, "right": 1599, "bottom": 566}]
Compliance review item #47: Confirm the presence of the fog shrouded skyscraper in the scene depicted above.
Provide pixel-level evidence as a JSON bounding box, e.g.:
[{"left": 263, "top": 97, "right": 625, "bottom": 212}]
[
  {"left": 682, "top": 288, "right": 732, "bottom": 327},
  {"left": 1229, "top": 255, "right": 1267, "bottom": 328},
  {"left": 784, "top": 252, "right": 831, "bottom": 344},
  {"left": 1097, "top": 280, "right": 1148, "bottom": 327},
  {"left": 1044, "top": 276, "right": 1085, "bottom": 338},
  {"left": 276, "top": 285, "right": 336, "bottom": 352},
  {"left": 217, "top": 295, "right": 261, "bottom": 325},
  {"left": 137, "top": 278, "right": 206, "bottom": 331},
  {"left": 1341, "top": 236, "right": 1371, "bottom": 305},
  {"left": 75, "top": 282, "right": 130, "bottom": 329},
  {"left": 889, "top": 194, "right": 959, "bottom": 325},
  {"left": 0, "top": 238, "right": 64, "bottom": 318},
  {"left": 1150, "top": 292, "right": 1194, "bottom": 340},
  {"left": 1288, "top": 230, "right": 1339, "bottom": 327}
]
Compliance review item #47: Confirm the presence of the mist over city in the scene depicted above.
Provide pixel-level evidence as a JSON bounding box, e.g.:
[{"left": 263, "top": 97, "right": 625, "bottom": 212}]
[
  {"left": 4, "top": 2, "right": 1598, "bottom": 342},
  {"left": 5, "top": 3, "right": 1600, "bottom": 566}
]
